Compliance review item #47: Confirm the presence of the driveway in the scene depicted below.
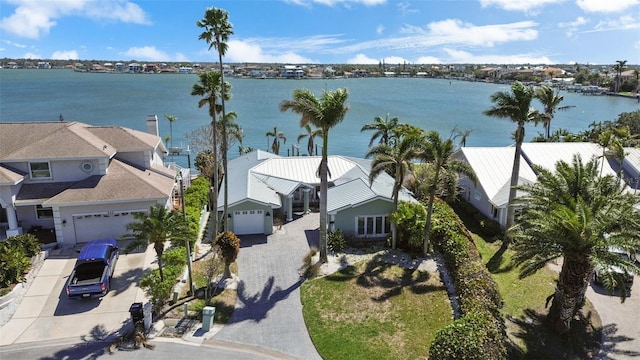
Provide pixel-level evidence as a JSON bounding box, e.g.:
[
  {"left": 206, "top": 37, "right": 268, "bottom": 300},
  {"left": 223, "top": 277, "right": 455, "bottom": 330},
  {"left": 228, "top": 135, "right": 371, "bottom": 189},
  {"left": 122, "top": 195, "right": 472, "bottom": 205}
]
[
  {"left": 210, "top": 212, "right": 322, "bottom": 360},
  {"left": 589, "top": 275, "right": 640, "bottom": 359},
  {"left": 0, "top": 240, "right": 153, "bottom": 346}
]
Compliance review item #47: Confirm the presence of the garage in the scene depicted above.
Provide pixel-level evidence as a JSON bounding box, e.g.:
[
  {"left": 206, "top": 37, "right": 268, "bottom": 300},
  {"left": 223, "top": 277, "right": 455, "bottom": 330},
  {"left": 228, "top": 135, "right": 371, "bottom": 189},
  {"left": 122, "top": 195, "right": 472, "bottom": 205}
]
[
  {"left": 233, "top": 209, "right": 264, "bottom": 235},
  {"left": 73, "top": 211, "right": 136, "bottom": 243}
]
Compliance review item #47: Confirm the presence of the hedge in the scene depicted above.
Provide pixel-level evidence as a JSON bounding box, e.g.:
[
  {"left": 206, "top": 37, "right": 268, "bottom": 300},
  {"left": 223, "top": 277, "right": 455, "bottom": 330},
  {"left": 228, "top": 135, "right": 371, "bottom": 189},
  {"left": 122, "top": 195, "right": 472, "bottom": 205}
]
[{"left": 428, "top": 199, "right": 507, "bottom": 360}]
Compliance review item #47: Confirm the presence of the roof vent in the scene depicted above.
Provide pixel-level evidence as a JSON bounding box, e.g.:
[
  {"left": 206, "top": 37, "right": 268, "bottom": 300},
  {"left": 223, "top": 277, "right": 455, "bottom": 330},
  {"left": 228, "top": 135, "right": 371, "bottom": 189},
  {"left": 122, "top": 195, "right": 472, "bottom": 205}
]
[{"left": 81, "top": 162, "right": 93, "bottom": 172}]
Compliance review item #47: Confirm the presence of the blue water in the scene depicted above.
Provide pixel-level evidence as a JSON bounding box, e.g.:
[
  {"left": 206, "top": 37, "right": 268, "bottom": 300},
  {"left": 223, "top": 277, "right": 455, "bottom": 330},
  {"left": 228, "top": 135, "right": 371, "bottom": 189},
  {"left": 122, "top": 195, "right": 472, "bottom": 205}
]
[{"left": 1, "top": 69, "right": 638, "bottom": 169}]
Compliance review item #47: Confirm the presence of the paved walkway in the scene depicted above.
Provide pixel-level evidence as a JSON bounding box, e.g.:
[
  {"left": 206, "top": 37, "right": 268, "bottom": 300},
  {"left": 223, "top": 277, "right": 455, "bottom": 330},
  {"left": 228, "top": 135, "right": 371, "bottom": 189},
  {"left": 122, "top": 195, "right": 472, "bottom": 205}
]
[{"left": 209, "top": 212, "right": 323, "bottom": 360}]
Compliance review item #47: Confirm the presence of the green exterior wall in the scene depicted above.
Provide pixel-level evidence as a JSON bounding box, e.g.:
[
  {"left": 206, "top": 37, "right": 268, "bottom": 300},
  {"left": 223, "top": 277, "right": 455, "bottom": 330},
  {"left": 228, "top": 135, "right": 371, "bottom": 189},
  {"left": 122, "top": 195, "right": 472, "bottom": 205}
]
[
  {"left": 227, "top": 201, "right": 275, "bottom": 235},
  {"left": 333, "top": 198, "right": 394, "bottom": 238}
]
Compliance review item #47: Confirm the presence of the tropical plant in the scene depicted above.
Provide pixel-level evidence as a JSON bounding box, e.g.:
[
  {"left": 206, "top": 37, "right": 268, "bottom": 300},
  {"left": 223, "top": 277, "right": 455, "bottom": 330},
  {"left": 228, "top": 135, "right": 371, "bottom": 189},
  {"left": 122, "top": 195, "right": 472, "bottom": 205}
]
[
  {"left": 483, "top": 81, "right": 543, "bottom": 236},
  {"left": 164, "top": 114, "right": 178, "bottom": 149},
  {"left": 366, "top": 126, "right": 422, "bottom": 249},
  {"left": 215, "top": 231, "right": 240, "bottom": 279},
  {"left": 389, "top": 201, "right": 427, "bottom": 252},
  {"left": 452, "top": 126, "right": 474, "bottom": 148},
  {"left": 266, "top": 126, "right": 287, "bottom": 155},
  {"left": 280, "top": 88, "right": 350, "bottom": 263},
  {"left": 191, "top": 70, "right": 230, "bottom": 236},
  {"left": 360, "top": 113, "right": 400, "bottom": 147},
  {"left": 197, "top": 6, "right": 234, "bottom": 232},
  {"left": 511, "top": 155, "right": 640, "bottom": 334},
  {"left": 535, "top": 85, "right": 572, "bottom": 139},
  {"left": 614, "top": 60, "right": 627, "bottom": 93},
  {"left": 297, "top": 124, "right": 323, "bottom": 156},
  {"left": 124, "top": 205, "right": 196, "bottom": 281},
  {"left": 418, "top": 130, "right": 477, "bottom": 255}
]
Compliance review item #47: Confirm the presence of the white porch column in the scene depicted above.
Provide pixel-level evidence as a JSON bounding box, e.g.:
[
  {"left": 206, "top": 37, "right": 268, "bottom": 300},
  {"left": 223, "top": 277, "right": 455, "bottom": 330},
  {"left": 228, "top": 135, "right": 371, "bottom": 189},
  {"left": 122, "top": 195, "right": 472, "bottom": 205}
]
[
  {"left": 287, "top": 194, "right": 293, "bottom": 222},
  {"left": 303, "top": 188, "right": 310, "bottom": 214},
  {"left": 5, "top": 204, "right": 23, "bottom": 237}
]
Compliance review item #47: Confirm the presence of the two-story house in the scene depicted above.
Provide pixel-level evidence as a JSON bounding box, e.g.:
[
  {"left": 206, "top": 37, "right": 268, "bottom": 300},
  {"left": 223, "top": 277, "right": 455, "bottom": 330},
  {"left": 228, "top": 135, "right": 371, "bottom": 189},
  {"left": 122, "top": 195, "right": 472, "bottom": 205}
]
[{"left": 0, "top": 116, "right": 181, "bottom": 246}]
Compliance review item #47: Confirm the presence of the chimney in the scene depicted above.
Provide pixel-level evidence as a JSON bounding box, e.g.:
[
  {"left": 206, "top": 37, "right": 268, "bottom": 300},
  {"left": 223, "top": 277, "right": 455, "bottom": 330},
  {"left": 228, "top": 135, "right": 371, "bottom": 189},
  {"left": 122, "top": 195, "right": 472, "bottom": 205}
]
[{"left": 146, "top": 114, "right": 159, "bottom": 136}]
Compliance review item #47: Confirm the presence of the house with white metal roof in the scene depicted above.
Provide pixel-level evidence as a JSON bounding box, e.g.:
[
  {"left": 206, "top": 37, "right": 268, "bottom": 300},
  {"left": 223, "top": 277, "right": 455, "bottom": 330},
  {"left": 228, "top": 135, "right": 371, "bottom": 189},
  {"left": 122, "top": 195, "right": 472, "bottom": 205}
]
[
  {"left": 455, "top": 142, "right": 635, "bottom": 229},
  {"left": 0, "top": 116, "right": 181, "bottom": 246},
  {"left": 219, "top": 150, "right": 417, "bottom": 239}
]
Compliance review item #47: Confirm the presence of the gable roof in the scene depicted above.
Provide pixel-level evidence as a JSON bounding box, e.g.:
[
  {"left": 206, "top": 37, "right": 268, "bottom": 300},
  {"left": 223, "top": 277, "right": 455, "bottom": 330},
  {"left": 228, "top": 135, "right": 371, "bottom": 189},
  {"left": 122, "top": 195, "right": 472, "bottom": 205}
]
[
  {"left": 457, "top": 147, "right": 537, "bottom": 207},
  {"left": 521, "top": 142, "right": 617, "bottom": 177}
]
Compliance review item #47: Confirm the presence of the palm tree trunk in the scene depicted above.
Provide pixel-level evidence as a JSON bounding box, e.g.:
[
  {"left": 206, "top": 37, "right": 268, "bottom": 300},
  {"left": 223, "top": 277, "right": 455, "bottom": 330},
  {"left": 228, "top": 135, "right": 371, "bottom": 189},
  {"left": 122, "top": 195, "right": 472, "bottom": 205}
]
[
  {"left": 319, "top": 136, "right": 329, "bottom": 263},
  {"left": 424, "top": 190, "right": 436, "bottom": 256},
  {"left": 219, "top": 52, "right": 229, "bottom": 232},
  {"left": 546, "top": 253, "right": 593, "bottom": 334},
  {"left": 505, "top": 124, "right": 524, "bottom": 240},
  {"left": 211, "top": 111, "right": 219, "bottom": 241}
]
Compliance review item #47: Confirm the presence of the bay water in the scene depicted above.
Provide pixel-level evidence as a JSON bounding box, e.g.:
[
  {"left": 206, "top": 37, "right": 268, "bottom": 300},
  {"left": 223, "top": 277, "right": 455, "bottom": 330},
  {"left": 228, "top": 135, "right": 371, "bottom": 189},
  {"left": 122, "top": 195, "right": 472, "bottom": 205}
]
[{"left": 1, "top": 69, "right": 638, "bottom": 169}]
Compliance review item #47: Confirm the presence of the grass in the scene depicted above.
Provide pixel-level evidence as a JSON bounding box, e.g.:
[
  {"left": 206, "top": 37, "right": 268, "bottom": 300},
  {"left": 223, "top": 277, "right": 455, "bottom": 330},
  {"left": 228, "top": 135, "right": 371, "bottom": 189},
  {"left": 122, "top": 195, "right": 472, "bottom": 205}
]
[{"left": 301, "top": 257, "right": 452, "bottom": 360}]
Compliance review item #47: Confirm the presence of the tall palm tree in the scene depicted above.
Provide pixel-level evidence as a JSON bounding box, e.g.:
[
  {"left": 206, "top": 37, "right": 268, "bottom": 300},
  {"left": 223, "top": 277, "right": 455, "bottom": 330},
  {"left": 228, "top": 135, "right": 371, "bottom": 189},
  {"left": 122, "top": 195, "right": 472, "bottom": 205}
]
[
  {"left": 361, "top": 113, "right": 400, "bottom": 147},
  {"left": 366, "top": 126, "right": 422, "bottom": 249},
  {"left": 266, "top": 126, "right": 287, "bottom": 155},
  {"left": 191, "top": 70, "right": 225, "bottom": 238},
  {"left": 197, "top": 7, "right": 233, "bottom": 232},
  {"left": 535, "top": 86, "right": 572, "bottom": 139},
  {"left": 511, "top": 155, "right": 640, "bottom": 333},
  {"left": 484, "top": 81, "right": 543, "bottom": 236},
  {"left": 164, "top": 114, "right": 178, "bottom": 149},
  {"left": 125, "top": 205, "right": 195, "bottom": 281},
  {"left": 297, "top": 124, "right": 323, "bottom": 156},
  {"left": 452, "top": 126, "right": 474, "bottom": 148},
  {"left": 419, "top": 130, "right": 477, "bottom": 255},
  {"left": 280, "top": 88, "right": 350, "bottom": 263},
  {"left": 614, "top": 60, "right": 627, "bottom": 93}
]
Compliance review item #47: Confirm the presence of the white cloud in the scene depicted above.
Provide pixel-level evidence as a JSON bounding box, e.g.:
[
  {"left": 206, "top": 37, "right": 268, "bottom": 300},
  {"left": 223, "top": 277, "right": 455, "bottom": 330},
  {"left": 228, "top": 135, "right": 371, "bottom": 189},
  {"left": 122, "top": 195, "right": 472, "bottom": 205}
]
[
  {"left": 2, "top": 39, "right": 27, "bottom": 48},
  {"left": 479, "top": 0, "right": 562, "bottom": 12},
  {"left": 225, "top": 39, "right": 315, "bottom": 63},
  {"left": 286, "top": 0, "right": 386, "bottom": 6},
  {"left": 442, "top": 48, "right": 554, "bottom": 64},
  {"left": 558, "top": 16, "right": 589, "bottom": 37},
  {"left": 376, "top": 25, "right": 384, "bottom": 35},
  {"left": 346, "top": 53, "right": 379, "bottom": 64},
  {"left": 415, "top": 56, "right": 441, "bottom": 64},
  {"left": 593, "top": 15, "right": 639, "bottom": 31},
  {"left": 122, "top": 46, "right": 186, "bottom": 62},
  {"left": 0, "top": 0, "right": 151, "bottom": 39},
  {"left": 383, "top": 56, "right": 410, "bottom": 64},
  {"left": 51, "top": 50, "right": 78, "bottom": 60},
  {"left": 22, "top": 52, "right": 41, "bottom": 59},
  {"left": 397, "top": 2, "right": 419, "bottom": 15},
  {"left": 576, "top": 0, "right": 639, "bottom": 13}
]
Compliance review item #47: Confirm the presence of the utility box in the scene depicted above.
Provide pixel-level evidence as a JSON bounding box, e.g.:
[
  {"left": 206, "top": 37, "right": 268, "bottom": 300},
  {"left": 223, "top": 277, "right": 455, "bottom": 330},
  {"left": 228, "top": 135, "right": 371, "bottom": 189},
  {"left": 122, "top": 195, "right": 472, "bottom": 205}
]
[
  {"left": 143, "top": 302, "right": 152, "bottom": 330},
  {"left": 202, "top": 306, "right": 216, "bottom": 332}
]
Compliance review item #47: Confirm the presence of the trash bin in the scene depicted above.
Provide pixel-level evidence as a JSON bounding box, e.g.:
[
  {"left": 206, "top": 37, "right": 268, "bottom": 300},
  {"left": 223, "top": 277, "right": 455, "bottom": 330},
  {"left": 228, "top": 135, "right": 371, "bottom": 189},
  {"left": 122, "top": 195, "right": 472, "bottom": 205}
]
[
  {"left": 202, "top": 306, "right": 216, "bottom": 332},
  {"left": 129, "top": 302, "right": 144, "bottom": 323}
]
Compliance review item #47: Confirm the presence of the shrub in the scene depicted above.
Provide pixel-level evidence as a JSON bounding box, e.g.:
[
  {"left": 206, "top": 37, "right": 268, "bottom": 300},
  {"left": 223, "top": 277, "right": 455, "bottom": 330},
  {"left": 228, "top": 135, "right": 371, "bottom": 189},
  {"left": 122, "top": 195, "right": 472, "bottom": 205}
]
[
  {"left": 299, "top": 247, "right": 320, "bottom": 279},
  {"left": 215, "top": 231, "right": 240, "bottom": 278},
  {"left": 327, "top": 229, "right": 347, "bottom": 253},
  {"left": 139, "top": 247, "right": 186, "bottom": 312},
  {"left": 390, "top": 201, "right": 427, "bottom": 252},
  {"left": 428, "top": 199, "right": 507, "bottom": 359},
  {"left": 0, "top": 234, "right": 41, "bottom": 288}
]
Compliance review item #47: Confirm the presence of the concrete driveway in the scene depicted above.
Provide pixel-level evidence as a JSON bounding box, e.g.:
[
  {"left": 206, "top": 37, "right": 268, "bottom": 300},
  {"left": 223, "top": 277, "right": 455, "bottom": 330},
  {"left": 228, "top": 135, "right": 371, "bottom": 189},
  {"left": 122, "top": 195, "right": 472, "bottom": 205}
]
[
  {"left": 210, "top": 212, "right": 322, "bottom": 360},
  {"left": 589, "top": 275, "right": 640, "bottom": 359},
  {"left": 0, "top": 241, "right": 153, "bottom": 346}
]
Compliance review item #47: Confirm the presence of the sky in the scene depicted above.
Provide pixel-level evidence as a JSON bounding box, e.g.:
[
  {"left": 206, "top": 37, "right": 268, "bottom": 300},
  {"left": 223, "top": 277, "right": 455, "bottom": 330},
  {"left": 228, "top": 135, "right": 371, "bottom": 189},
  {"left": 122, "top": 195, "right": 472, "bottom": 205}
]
[{"left": 0, "top": 0, "right": 639, "bottom": 65}]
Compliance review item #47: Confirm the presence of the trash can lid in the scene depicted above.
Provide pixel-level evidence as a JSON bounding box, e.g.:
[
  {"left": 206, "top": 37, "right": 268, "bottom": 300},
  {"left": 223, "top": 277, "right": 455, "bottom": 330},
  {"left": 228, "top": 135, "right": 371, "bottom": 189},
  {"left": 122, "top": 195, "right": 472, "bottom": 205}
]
[
  {"left": 129, "top": 302, "right": 143, "bottom": 311},
  {"left": 202, "top": 306, "right": 216, "bottom": 315}
]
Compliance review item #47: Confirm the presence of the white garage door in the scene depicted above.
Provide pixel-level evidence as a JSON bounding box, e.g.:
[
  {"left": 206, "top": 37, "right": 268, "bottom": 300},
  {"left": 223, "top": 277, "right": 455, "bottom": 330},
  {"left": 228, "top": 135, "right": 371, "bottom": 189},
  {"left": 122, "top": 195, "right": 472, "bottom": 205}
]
[
  {"left": 73, "top": 211, "right": 135, "bottom": 243},
  {"left": 233, "top": 209, "right": 264, "bottom": 235}
]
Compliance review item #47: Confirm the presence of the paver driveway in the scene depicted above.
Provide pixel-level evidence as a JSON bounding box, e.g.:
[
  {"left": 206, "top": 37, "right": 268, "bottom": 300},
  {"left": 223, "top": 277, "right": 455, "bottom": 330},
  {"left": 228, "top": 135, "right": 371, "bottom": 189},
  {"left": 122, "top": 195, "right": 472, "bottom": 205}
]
[{"left": 211, "top": 212, "right": 323, "bottom": 360}]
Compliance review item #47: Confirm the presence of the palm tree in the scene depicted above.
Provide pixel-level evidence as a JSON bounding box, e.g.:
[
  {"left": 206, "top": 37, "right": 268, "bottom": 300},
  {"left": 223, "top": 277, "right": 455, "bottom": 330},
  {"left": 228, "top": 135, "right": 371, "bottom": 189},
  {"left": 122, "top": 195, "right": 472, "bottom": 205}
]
[
  {"left": 511, "top": 155, "right": 640, "bottom": 334},
  {"left": 366, "top": 126, "right": 422, "bottom": 250},
  {"left": 452, "top": 126, "right": 474, "bottom": 148},
  {"left": 125, "top": 205, "right": 195, "bottom": 281},
  {"left": 280, "top": 88, "right": 350, "bottom": 263},
  {"left": 535, "top": 86, "right": 572, "bottom": 139},
  {"left": 361, "top": 113, "right": 400, "bottom": 147},
  {"left": 164, "top": 114, "right": 178, "bottom": 149},
  {"left": 614, "top": 60, "right": 627, "bottom": 93},
  {"left": 297, "top": 124, "right": 323, "bottom": 156},
  {"left": 191, "top": 70, "right": 226, "bottom": 238},
  {"left": 266, "top": 126, "right": 287, "bottom": 155},
  {"left": 419, "top": 130, "right": 477, "bottom": 255},
  {"left": 197, "top": 7, "right": 233, "bottom": 232},
  {"left": 483, "top": 81, "right": 543, "bottom": 236}
]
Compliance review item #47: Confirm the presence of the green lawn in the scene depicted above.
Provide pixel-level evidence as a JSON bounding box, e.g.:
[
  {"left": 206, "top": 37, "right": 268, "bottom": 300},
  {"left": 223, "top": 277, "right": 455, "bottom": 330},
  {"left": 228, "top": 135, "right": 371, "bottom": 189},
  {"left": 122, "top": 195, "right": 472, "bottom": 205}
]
[{"left": 301, "top": 259, "right": 452, "bottom": 360}]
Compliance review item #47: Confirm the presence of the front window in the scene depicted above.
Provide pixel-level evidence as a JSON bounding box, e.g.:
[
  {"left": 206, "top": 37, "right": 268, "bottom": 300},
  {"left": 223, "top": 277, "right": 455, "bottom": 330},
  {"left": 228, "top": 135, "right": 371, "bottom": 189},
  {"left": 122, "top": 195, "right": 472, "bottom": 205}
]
[
  {"left": 356, "top": 215, "right": 390, "bottom": 237},
  {"left": 36, "top": 205, "right": 53, "bottom": 219},
  {"left": 30, "top": 162, "right": 51, "bottom": 179}
]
